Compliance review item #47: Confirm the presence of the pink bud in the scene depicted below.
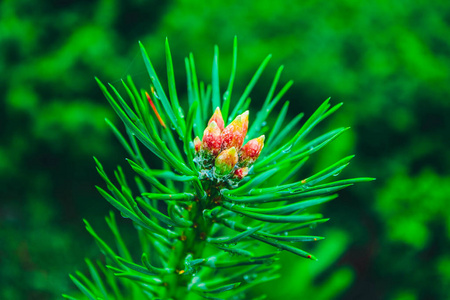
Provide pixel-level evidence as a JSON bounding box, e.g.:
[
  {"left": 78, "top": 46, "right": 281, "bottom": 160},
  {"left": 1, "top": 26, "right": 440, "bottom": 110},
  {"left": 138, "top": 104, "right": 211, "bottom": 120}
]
[
  {"left": 214, "top": 147, "right": 238, "bottom": 176},
  {"left": 239, "top": 135, "right": 265, "bottom": 167},
  {"left": 233, "top": 167, "right": 249, "bottom": 180},
  {"left": 208, "top": 107, "right": 224, "bottom": 131},
  {"left": 194, "top": 136, "right": 201, "bottom": 153},
  {"left": 221, "top": 111, "right": 249, "bottom": 151},
  {"left": 202, "top": 121, "right": 222, "bottom": 156}
]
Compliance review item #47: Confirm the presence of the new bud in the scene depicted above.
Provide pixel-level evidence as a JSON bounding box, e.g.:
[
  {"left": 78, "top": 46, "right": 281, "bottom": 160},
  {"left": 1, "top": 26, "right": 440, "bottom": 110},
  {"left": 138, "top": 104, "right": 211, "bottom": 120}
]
[
  {"left": 194, "top": 136, "right": 201, "bottom": 153},
  {"left": 202, "top": 121, "right": 222, "bottom": 156},
  {"left": 214, "top": 147, "right": 238, "bottom": 176},
  {"left": 208, "top": 107, "right": 224, "bottom": 131},
  {"left": 221, "top": 111, "right": 249, "bottom": 151},
  {"left": 239, "top": 135, "right": 265, "bottom": 167},
  {"left": 233, "top": 167, "right": 249, "bottom": 180}
]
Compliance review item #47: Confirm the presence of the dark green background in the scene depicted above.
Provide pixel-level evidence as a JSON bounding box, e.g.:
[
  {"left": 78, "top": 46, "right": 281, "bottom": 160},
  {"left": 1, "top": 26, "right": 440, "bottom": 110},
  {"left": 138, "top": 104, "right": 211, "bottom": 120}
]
[{"left": 1, "top": 0, "right": 449, "bottom": 299}]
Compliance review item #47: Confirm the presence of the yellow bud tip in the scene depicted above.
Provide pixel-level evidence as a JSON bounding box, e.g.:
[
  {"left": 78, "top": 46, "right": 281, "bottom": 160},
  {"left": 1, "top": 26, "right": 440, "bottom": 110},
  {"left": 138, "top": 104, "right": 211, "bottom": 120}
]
[
  {"left": 209, "top": 108, "right": 224, "bottom": 131},
  {"left": 240, "top": 110, "right": 249, "bottom": 120},
  {"left": 194, "top": 136, "right": 201, "bottom": 152},
  {"left": 239, "top": 111, "right": 249, "bottom": 135},
  {"left": 258, "top": 135, "right": 265, "bottom": 143},
  {"left": 228, "top": 147, "right": 237, "bottom": 156},
  {"left": 209, "top": 120, "right": 219, "bottom": 129}
]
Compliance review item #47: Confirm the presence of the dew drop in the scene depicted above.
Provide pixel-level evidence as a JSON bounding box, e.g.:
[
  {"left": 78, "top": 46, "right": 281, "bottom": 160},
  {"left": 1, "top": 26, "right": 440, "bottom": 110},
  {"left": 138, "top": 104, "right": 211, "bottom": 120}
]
[
  {"left": 178, "top": 107, "right": 185, "bottom": 118},
  {"left": 223, "top": 91, "right": 229, "bottom": 100},
  {"left": 243, "top": 274, "right": 256, "bottom": 283},
  {"left": 261, "top": 121, "right": 267, "bottom": 127},
  {"left": 282, "top": 145, "right": 292, "bottom": 153},
  {"left": 229, "top": 221, "right": 236, "bottom": 230},
  {"left": 197, "top": 282, "right": 206, "bottom": 289},
  {"left": 207, "top": 256, "right": 217, "bottom": 268}
]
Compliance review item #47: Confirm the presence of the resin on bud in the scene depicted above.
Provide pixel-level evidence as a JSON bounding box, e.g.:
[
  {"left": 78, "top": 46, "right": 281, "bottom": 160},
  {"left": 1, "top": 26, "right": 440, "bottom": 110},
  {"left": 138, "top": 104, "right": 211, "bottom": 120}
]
[
  {"left": 221, "top": 111, "right": 249, "bottom": 151},
  {"left": 233, "top": 167, "right": 249, "bottom": 180},
  {"left": 214, "top": 147, "right": 238, "bottom": 176},
  {"left": 202, "top": 121, "right": 222, "bottom": 156},
  {"left": 208, "top": 107, "right": 224, "bottom": 131},
  {"left": 239, "top": 135, "right": 265, "bottom": 167},
  {"left": 194, "top": 136, "right": 201, "bottom": 153}
]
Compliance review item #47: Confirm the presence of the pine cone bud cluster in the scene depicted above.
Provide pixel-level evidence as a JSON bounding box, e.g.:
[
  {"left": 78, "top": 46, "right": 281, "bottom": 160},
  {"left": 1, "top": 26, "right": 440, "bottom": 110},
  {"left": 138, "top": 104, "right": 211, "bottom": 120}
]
[{"left": 194, "top": 107, "right": 264, "bottom": 181}]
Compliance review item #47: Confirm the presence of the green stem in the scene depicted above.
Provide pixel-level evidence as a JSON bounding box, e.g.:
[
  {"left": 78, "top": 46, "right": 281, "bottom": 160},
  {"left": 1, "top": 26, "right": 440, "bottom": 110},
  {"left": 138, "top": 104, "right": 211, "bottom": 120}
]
[{"left": 165, "top": 180, "right": 221, "bottom": 299}]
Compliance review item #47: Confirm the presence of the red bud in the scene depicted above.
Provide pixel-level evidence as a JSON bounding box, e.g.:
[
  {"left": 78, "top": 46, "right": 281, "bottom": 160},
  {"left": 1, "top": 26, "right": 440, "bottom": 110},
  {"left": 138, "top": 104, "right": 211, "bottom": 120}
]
[
  {"left": 202, "top": 121, "right": 222, "bottom": 156},
  {"left": 221, "top": 111, "right": 249, "bottom": 151},
  {"left": 233, "top": 167, "right": 249, "bottom": 180},
  {"left": 194, "top": 136, "right": 201, "bottom": 153},
  {"left": 208, "top": 107, "right": 224, "bottom": 131},
  {"left": 239, "top": 135, "right": 265, "bottom": 167}
]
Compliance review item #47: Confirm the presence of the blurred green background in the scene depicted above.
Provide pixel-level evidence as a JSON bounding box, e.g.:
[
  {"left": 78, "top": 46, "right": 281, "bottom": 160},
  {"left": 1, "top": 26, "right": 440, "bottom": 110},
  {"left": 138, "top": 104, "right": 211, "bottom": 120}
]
[{"left": 1, "top": 0, "right": 449, "bottom": 299}]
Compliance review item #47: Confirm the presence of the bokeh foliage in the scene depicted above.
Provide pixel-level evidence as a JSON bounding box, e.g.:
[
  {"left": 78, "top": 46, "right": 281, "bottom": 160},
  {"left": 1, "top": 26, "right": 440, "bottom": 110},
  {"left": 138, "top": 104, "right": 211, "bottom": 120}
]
[{"left": 1, "top": 0, "right": 449, "bottom": 299}]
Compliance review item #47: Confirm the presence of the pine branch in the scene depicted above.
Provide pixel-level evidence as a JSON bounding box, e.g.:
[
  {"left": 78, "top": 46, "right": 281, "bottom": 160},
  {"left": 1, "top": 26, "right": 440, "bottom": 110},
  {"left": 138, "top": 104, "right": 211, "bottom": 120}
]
[{"left": 68, "top": 38, "right": 373, "bottom": 300}]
